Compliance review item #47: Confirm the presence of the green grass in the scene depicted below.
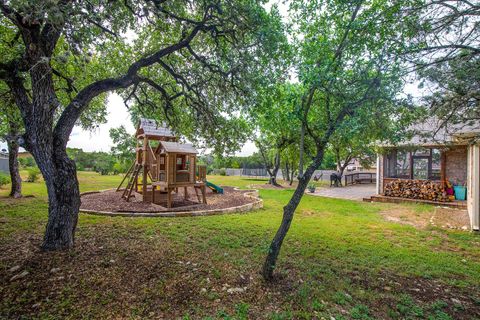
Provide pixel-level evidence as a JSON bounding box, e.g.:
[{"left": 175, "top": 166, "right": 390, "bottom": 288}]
[
  {"left": 1, "top": 172, "right": 479, "bottom": 319},
  {"left": 0, "top": 170, "right": 126, "bottom": 198}
]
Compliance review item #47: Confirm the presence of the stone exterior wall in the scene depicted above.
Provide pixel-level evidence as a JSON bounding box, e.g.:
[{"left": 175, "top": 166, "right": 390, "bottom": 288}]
[{"left": 445, "top": 146, "right": 468, "bottom": 185}]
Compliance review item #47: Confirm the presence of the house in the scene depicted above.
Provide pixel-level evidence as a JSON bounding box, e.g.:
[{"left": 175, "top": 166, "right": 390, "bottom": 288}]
[
  {"left": 374, "top": 119, "right": 480, "bottom": 231},
  {"left": 344, "top": 158, "right": 376, "bottom": 172},
  {"left": 0, "top": 151, "right": 8, "bottom": 173}
]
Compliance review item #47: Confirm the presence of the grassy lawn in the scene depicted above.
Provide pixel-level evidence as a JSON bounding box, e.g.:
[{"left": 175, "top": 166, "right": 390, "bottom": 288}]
[{"left": 1, "top": 172, "right": 479, "bottom": 319}]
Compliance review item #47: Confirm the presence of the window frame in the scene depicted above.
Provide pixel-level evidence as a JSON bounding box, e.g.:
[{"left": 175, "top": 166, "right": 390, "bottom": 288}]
[{"left": 384, "top": 147, "right": 443, "bottom": 181}]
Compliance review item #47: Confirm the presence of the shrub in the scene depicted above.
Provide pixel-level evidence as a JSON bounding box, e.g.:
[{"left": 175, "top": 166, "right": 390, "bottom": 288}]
[
  {"left": 19, "top": 156, "right": 36, "bottom": 168},
  {"left": 307, "top": 183, "right": 316, "bottom": 193},
  {"left": 26, "top": 167, "right": 40, "bottom": 182},
  {"left": 113, "top": 161, "right": 130, "bottom": 174},
  {"left": 219, "top": 168, "right": 226, "bottom": 176},
  {"left": 0, "top": 172, "right": 10, "bottom": 188},
  {"left": 76, "top": 163, "right": 85, "bottom": 171}
]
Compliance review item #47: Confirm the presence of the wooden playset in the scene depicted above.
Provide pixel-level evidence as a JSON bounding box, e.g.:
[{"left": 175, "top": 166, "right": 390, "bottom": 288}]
[{"left": 117, "top": 119, "right": 222, "bottom": 208}]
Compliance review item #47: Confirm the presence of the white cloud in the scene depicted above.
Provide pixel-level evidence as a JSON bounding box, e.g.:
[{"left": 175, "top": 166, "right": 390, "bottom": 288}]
[
  {"left": 67, "top": 94, "right": 135, "bottom": 152},
  {"left": 236, "top": 140, "right": 257, "bottom": 156}
]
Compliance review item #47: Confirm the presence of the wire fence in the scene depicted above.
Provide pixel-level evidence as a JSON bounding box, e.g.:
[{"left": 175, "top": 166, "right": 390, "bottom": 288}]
[{"left": 221, "top": 168, "right": 341, "bottom": 182}]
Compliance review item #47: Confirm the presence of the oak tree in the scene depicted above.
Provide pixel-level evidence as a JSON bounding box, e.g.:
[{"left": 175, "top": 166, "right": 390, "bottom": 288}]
[
  {"left": 262, "top": 0, "right": 418, "bottom": 280},
  {"left": 0, "top": 0, "right": 285, "bottom": 250}
]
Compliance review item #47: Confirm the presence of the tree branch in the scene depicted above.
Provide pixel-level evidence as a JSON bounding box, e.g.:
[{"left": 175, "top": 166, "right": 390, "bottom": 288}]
[{"left": 53, "top": 21, "right": 209, "bottom": 147}]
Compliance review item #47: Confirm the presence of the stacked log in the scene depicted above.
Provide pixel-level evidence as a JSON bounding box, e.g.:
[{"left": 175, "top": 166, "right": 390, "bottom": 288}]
[{"left": 384, "top": 179, "right": 450, "bottom": 202}]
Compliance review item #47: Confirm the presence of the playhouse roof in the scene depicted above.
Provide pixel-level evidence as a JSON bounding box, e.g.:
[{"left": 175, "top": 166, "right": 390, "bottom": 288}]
[
  {"left": 136, "top": 118, "right": 176, "bottom": 140},
  {"left": 160, "top": 141, "right": 198, "bottom": 154}
]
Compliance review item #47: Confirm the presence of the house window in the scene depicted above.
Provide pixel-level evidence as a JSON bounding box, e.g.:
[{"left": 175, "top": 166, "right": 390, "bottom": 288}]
[
  {"left": 431, "top": 149, "right": 441, "bottom": 180},
  {"left": 385, "top": 148, "right": 442, "bottom": 180},
  {"left": 396, "top": 150, "right": 411, "bottom": 178},
  {"left": 412, "top": 157, "right": 428, "bottom": 179},
  {"left": 385, "top": 149, "right": 410, "bottom": 179}
]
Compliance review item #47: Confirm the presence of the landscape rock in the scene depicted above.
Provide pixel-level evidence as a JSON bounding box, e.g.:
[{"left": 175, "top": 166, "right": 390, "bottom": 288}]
[
  {"left": 8, "top": 265, "right": 21, "bottom": 273},
  {"left": 10, "top": 270, "right": 29, "bottom": 281},
  {"left": 227, "top": 287, "right": 246, "bottom": 294},
  {"left": 451, "top": 298, "right": 462, "bottom": 305}
]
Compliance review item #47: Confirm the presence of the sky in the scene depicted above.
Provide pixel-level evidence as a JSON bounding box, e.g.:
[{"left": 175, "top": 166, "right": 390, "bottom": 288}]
[{"left": 65, "top": 93, "right": 257, "bottom": 156}]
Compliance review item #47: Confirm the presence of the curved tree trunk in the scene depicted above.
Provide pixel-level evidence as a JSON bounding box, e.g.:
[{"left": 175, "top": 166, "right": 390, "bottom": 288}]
[
  {"left": 298, "top": 124, "right": 304, "bottom": 178},
  {"left": 289, "top": 164, "right": 296, "bottom": 186},
  {"left": 268, "top": 151, "right": 281, "bottom": 186},
  {"left": 283, "top": 162, "right": 290, "bottom": 183},
  {"left": 7, "top": 133, "right": 22, "bottom": 198},
  {"left": 39, "top": 146, "right": 80, "bottom": 251},
  {"left": 16, "top": 58, "right": 81, "bottom": 250},
  {"left": 262, "top": 150, "right": 324, "bottom": 280},
  {"left": 338, "top": 166, "right": 347, "bottom": 186}
]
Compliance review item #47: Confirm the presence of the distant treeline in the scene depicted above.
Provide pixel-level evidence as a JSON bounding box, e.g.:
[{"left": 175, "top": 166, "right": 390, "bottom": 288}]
[{"left": 18, "top": 148, "right": 337, "bottom": 176}]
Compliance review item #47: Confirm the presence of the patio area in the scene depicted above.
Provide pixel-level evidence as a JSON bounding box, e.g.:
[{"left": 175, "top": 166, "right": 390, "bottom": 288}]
[{"left": 308, "top": 184, "right": 376, "bottom": 201}]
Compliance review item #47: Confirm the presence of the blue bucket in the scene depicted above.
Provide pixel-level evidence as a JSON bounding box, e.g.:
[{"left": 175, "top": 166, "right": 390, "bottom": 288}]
[{"left": 453, "top": 186, "right": 467, "bottom": 201}]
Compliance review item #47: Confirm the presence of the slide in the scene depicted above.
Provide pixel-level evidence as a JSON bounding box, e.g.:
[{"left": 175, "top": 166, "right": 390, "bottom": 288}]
[{"left": 206, "top": 181, "right": 224, "bottom": 194}]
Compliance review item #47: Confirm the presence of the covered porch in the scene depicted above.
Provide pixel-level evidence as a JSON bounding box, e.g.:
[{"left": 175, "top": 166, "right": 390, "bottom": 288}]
[{"left": 374, "top": 143, "right": 479, "bottom": 230}]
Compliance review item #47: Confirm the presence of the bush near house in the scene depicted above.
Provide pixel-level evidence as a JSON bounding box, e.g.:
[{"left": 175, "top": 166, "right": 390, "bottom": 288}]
[
  {"left": 18, "top": 157, "right": 36, "bottom": 168},
  {"left": 0, "top": 172, "right": 10, "bottom": 187}
]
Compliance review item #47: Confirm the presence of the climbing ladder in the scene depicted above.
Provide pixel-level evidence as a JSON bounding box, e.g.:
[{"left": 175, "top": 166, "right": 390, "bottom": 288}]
[{"left": 120, "top": 164, "right": 143, "bottom": 201}]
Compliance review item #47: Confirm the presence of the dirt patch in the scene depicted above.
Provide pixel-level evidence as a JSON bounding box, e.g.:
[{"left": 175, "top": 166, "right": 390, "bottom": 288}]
[
  {"left": 249, "top": 182, "right": 293, "bottom": 190},
  {"left": 80, "top": 186, "right": 256, "bottom": 213},
  {"left": 432, "top": 207, "right": 471, "bottom": 230},
  {"left": 380, "top": 206, "right": 431, "bottom": 228},
  {"left": 380, "top": 206, "right": 470, "bottom": 230}
]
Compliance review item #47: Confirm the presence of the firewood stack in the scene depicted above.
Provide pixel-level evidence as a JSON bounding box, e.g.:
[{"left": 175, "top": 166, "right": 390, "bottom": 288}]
[{"left": 384, "top": 179, "right": 450, "bottom": 202}]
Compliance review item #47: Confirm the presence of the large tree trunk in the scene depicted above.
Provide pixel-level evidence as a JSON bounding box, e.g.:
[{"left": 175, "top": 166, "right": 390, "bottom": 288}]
[
  {"left": 262, "top": 150, "right": 324, "bottom": 280},
  {"left": 17, "top": 55, "right": 81, "bottom": 250},
  {"left": 38, "top": 146, "right": 80, "bottom": 251},
  {"left": 7, "top": 126, "right": 22, "bottom": 198}
]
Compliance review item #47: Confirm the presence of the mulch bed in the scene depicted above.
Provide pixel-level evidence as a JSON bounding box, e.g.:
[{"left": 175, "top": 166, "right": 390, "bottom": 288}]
[
  {"left": 249, "top": 183, "right": 293, "bottom": 190},
  {"left": 80, "top": 186, "right": 255, "bottom": 213}
]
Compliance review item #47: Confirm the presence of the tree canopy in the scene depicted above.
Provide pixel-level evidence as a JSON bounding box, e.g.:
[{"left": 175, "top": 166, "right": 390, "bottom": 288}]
[{"left": 0, "top": 0, "right": 288, "bottom": 250}]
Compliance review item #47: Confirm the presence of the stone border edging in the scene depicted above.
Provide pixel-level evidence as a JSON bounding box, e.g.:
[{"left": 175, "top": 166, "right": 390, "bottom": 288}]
[{"left": 79, "top": 187, "right": 263, "bottom": 217}]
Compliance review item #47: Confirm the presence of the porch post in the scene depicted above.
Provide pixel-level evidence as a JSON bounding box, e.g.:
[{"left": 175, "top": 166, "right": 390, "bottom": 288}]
[
  {"left": 376, "top": 154, "right": 381, "bottom": 195},
  {"left": 467, "top": 144, "right": 480, "bottom": 230}
]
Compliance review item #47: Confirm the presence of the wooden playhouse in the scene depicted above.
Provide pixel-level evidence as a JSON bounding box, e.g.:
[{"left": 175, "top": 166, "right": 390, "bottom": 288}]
[{"left": 117, "top": 119, "right": 209, "bottom": 208}]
